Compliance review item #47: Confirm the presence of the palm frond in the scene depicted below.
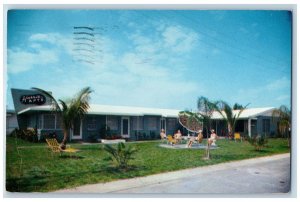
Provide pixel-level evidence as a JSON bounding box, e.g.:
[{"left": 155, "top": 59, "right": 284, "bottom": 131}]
[
  {"left": 272, "top": 105, "right": 291, "bottom": 137},
  {"left": 197, "top": 96, "right": 216, "bottom": 117}
]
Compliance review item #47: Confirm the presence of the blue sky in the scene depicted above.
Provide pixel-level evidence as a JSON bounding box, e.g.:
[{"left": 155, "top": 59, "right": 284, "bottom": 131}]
[{"left": 6, "top": 10, "right": 291, "bottom": 110}]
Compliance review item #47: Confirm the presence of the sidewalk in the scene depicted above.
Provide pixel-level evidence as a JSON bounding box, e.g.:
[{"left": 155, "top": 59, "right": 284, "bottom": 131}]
[{"left": 54, "top": 153, "right": 290, "bottom": 194}]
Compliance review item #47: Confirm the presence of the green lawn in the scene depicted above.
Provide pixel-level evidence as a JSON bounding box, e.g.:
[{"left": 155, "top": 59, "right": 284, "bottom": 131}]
[{"left": 6, "top": 137, "right": 290, "bottom": 192}]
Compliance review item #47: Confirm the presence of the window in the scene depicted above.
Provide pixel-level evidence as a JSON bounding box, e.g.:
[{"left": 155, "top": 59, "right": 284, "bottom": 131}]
[
  {"left": 132, "top": 117, "right": 144, "bottom": 130},
  {"left": 262, "top": 119, "right": 270, "bottom": 133},
  {"left": 28, "top": 115, "right": 36, "bottom": 128},
  {"left": 167, "top": 118, "right": 176, "bottom": 130},
  {"left": 107, "top": 116, "right": 118, "bottom": 130},
  {"left": 56, "top": 115, "right": 62, "bottom": 129},
  {"left": 235, "top": 120, "right": 244, "bottom": 132},
  {"left": 43, "top": 114, "right": 56, "bottom": 129},
  {"left": 87, "top": 118, "right": 97, "bottom": 130},
  {"left": 147, "top": 117, "right": 157, "bottom": 130},
  {"left": 38, "top": 115, "right": 43, "bottom": 129}
]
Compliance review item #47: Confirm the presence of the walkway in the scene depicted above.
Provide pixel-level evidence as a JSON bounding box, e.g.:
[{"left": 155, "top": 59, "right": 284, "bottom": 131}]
[{"left": 55, "top": 153, "right": 290, "bottom": 194}]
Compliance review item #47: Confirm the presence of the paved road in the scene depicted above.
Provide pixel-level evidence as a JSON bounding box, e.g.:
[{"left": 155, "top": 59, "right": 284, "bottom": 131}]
[{"left": 55, "top": 153, "right": 290, "bottom": 195}]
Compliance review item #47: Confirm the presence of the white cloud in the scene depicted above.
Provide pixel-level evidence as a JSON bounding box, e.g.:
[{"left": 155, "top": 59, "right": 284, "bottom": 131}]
[
  {"left": 276, "top": 94, "right": 290, "bottom": 101},
  {"left": 266, "top": 77, "right": 289, "bottom": 91},
  {"left": 29, "top": 33, "right": 60, "bottom": 44},
  {"left": 7, "top": 48, "right": 59, "bottom": 74},
  {"left": 8, "top": 23, "right": 203, "bottom": 109},
  {"left": 235, "top": 77, "right": 291, "bottom": 107},
  {"left": 162, "top": 25, "right": 199, "bottom": 53}
]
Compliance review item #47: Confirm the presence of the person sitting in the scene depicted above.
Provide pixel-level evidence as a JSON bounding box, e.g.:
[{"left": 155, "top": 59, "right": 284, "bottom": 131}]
[
  {"left": 186, "top": 130, "right": 203, "bottom": 148},
  {"left": 195, "top": 130, "right": 203, "bottom": 143},
  {"left": 174, "top": 130, "right": 182, "bottom": 144},
  {"left": 208, "top": 129, "right": 218, "bottom": 146},
  {"left": 160, "top": 129, "right": 167, "bottom": 142},
  {"left": 187, "top": 136, "right": 195, "bottom": 148}
]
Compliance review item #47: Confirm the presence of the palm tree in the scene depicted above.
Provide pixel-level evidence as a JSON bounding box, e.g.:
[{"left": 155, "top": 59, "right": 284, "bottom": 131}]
[
  {"left": 215, "top": 101, "right": 249, "bottom": 139},
  {"left": 233, "top": 103, "right": 244, "bottom": 110},
  {"left": 272, "top": 105, "right": 291, "bottom": 146},
  {"left": 197, "top": 96, "right": 216, "bottom": 137},
  {"left": 32, "top": 87, "right": 93, "bottom": 149}
]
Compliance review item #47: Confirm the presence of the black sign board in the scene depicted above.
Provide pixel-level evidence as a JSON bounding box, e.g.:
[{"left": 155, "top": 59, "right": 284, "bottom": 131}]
[{"left": 20, "top": 94, "right": 46, "bottom": 105}]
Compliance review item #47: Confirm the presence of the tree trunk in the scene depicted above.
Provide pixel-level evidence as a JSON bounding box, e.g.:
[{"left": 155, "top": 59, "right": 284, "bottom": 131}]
[
  {"left": 60, "top": 130, "right": 68, "bottom": 150},
  {"left": 206, "top": 144, "right": 210, "bottom": 159},
  {"left": 204, "top": 139, "right": 211, "bottom": 160},
  {"left": 228, "top": 124, "right": 233, "bottom": 140}
]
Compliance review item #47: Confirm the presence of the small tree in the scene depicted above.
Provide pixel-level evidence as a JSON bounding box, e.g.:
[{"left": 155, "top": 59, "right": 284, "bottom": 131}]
[
  {"left": 32, "top": 87, "right": 93, "bottom": 149},
  {"left": 197, "top": 96, "right": 216, "bottom": 137},
  {"left": 104, "top": 142, "right": 138, "bottom": 170},
  {"left": 233, "top": 103, "right": 244, "bottom": 110},
  {"left": 272, "top": 105, "right": 291, "bottom": 146},
  {"left": 247, "top": 135, "right": 268, "bottom": 151},
  {"left": 215, "top": 101, "right": 249, "bottom": 139}
]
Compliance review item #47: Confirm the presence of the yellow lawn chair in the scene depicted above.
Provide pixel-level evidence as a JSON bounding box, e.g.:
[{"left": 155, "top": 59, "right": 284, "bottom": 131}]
[
  {"left": 46, "top": 138, "right": 79, "bottom": 156},
  {"left": 234, "top": 133, "right": 242, "bottom": 142},
  {"left": 167, "top": 135, "right": 176, "bottom": 145}
]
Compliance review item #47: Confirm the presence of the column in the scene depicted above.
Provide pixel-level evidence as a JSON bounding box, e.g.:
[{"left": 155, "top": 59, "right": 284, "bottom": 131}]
[{"left": 248, "top": 118, "right": 251, "bottom": 137}]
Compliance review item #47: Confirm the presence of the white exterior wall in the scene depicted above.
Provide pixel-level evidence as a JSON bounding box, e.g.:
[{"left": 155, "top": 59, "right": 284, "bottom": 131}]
[{"left": 6, "top": 114, "right": 19, "bottom": 135}]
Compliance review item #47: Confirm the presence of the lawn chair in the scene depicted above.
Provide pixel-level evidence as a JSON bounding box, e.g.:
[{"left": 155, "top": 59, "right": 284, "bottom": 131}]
[
  {"left": 234, "top": 133, "right": 242, "bottom": 142},
  {"left": 186, "top": 132, "right": 204, "bottom": 148},
  {"left": 175, "top": 136, "right": 183, "bottom": 144},
  {"left": 196, "top": 133, "right": 203, "bottom": 144},
  {"left": 46, "top": 138, "right": 79, "bottom": 156},
  {"left": 167, "top": 135, "right": 176, "bottom": 145}
]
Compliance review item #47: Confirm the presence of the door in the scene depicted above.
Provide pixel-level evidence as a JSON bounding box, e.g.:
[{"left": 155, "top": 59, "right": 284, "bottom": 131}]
[
  {"left": 71, "top": 118, "right": 82, "bottom": 140},
  {"left": 160, "top": 118, "right": 166, "bottom": 132},
  {"left": 121, "top": 117, "right": 130, "bottom": 138},
  {"left": 251, "top": 120, "right": 257, "bottom": 136}
]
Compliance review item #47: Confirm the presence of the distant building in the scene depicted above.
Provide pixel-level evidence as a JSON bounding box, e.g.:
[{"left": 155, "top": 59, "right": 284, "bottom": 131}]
[
  {"left": 210, "top": 107, "right": 278, "bottom": 138},
  {"left": 9, "top": 88, "right": 279, "bottom": 141},
  {"left": 10, "top": 88, "right": 180, "bottom": 141},
  {"left": 6, "top": 109, "right": 19, "bottom": 135}
]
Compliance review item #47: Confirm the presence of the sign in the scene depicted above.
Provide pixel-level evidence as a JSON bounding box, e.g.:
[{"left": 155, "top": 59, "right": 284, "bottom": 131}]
[{"left": 20, "top": 94, "right": 46, "bottom": 105}]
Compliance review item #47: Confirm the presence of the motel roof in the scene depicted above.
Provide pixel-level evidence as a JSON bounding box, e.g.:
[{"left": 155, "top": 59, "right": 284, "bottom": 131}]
[
  {"left": 210, "top": 107, "right": 275, "bottom": 120},
  {"left": 17, "top": 104, "right": 181, "bottom": 118},
  {"left": 17, "top": 104, "right": 275, "bottom": 119}
]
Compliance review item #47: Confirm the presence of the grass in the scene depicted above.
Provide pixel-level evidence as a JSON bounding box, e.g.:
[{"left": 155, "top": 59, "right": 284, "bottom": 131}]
[{"left": 6, "top": 136, "right": 290, "bottom": 192}]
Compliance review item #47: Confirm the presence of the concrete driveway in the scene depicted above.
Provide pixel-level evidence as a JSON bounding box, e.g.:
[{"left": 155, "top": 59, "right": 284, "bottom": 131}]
[{"left": 55, "top": 153, "right": 290, "bottom": 195}]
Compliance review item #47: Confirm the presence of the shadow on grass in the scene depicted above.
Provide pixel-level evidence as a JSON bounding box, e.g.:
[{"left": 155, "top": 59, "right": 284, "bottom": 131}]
[
  {"left": 59, "top": 155, "right": 85, "bottom": 159},
  {"left": 6, "top": 176, "right": 49, "bottom": 192},
  {"left": 76, "top": 146, "right": 102, "bottom": 151},
  {"left": 102, "top": 164, "right": 147, "bottom": 174},
  {"left": 6, "top": 162, "right": 147, "bottom": 192},
  {"left": 208, "top": 152, "right": 272, "bottom": 161}
]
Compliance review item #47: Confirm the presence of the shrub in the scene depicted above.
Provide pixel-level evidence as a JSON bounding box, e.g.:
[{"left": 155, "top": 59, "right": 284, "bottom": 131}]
[
  {"left": 247, "top": 135, "right": 268, "bottom": 151},
  {"left": 23, "top": 128, "right": 38, "bottom": 142},
  {"left": 9, "top": 128, "right": 38, "bottom": 142},
  {"left": 99, "top": 125, "right": 111, "bottom": 139},
  {"left": 150, "top": 131, "right": 157, "bottom": 139},
  {"left": 104, "top": 142, "right": 138, "bottom": 169},
  {"left": 88, "top": 132, "right": 98, "bottom": 143},
  {"left": 9, "top": 128, "right": 21, "bottom": 138}
]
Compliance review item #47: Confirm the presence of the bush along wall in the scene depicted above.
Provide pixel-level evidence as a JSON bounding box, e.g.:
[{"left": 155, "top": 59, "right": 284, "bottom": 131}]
[
  {"left": 10, "top": 128, "right": 38, "bottom": 142},
  {"left": 9, "top": 128, "right": 63, "bottom": 143}
]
